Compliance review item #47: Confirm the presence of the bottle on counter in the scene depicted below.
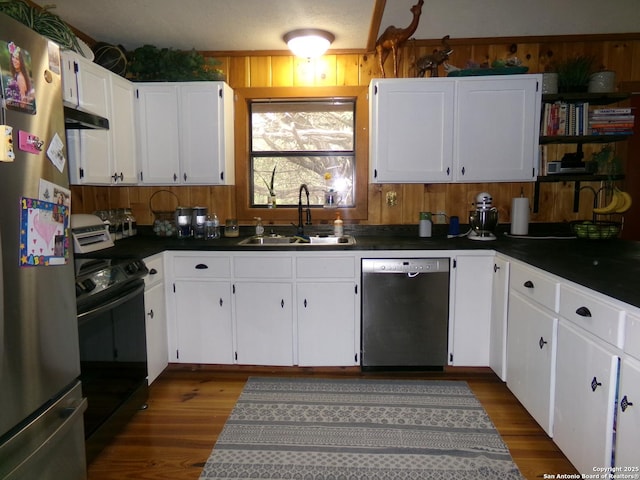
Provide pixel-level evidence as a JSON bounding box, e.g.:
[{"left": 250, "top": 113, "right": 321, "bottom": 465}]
[
  {"left": 419, "top": 212, "right": 432, "bottom": 238},
  {"left": 204, "top": 214, "right": 220, "bottom": 239},
  {"left": 254, "top": 217, "right": 264, "bottom": 237},
  {"left": 333, "top": 212, "right": 344, "bottom": 237},
  {"left": 123, "top": 208, "right": 137, "bottom": 237}
]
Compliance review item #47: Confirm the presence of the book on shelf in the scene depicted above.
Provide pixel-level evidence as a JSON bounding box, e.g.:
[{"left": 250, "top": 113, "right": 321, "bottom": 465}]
[{"left": 591, "top": 107, "right": 633, "bottom": 115}]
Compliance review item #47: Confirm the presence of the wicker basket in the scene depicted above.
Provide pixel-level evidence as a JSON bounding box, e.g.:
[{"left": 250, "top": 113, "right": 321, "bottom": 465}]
[
  {"left": 150, "top": 190, "right": 179, "bottom": 237},
  {"left": 570, "top": 220, "right": 621, "bottom": 240}
]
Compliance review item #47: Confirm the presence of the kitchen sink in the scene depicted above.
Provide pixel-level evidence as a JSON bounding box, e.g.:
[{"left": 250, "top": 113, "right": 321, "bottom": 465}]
[{"left": 238, "top": 235, "right": 356, "bottom": 246}]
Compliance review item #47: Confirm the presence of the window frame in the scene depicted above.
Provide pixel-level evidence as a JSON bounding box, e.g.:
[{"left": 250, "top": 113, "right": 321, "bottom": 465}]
[{"left": 234, "top": 86, "right": 369, "bottom": 223}]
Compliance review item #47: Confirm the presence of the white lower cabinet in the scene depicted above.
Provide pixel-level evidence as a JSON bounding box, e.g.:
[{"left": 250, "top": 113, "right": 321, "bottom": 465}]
[
  {"left": 554, "top": 320, "right": 619, "bottom": 473},
  {"left": 489, "top": 256, "right": 509, "bottom": 380},
  {"left": 297, "top": 282, "right": 356, "bottom": 366},
  {"left": 616, "top": 356, "right": 640, "bottom": 468},
  {"left": 450, "top": 255, "right": 493, "bottom": 366},
  {"left": 173, "top": 280, "right": 233, "bottom": 364},
  {"left": 234, "top": 282, "right": 293, "bottom": 366},
  {"left": 506, "top": 292, "right": 557, "bottom": 436},
  {"left": 143, "top": 253, "right": 168, "bottom": 384}
]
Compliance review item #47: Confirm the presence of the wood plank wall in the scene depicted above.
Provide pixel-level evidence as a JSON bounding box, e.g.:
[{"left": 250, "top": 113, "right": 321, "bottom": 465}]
[{"left": 71, "top": 34, "right": 640, "bottom": 227}]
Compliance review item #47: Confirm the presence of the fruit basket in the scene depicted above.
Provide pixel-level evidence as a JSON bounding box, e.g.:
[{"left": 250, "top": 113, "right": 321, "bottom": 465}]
[{"left": 570, "top": 220, "right": 621, "bottom": 240}]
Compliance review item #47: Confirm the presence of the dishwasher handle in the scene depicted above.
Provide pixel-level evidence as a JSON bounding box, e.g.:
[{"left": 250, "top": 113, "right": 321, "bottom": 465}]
[{"left": 362, "top": 258, "right": 450, "bottom": 274}]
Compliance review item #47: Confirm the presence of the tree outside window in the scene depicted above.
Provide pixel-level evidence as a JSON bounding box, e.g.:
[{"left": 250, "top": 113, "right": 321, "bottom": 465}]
[{"left": 250, "top": 99, "right": 355, "bottom": 208}]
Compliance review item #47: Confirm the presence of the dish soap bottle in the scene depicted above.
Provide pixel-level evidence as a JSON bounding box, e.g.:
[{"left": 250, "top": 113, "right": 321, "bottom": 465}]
[
  {"left": 254, "top": 217, "right": 264, "bottom": 237},
  {"left": 333, "top": 212, "right": 344, "bottom": 237}
]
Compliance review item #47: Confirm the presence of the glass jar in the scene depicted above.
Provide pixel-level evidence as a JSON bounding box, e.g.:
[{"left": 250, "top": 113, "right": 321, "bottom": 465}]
[
  {"left": 123, "top": 208, "right": 137, "bottom": 237},
  {"left": 224, "top": 219, "right": 239, "bottom": 237},
  {"left": 204, "top": 214, "right": 220, "bottom": 240}
]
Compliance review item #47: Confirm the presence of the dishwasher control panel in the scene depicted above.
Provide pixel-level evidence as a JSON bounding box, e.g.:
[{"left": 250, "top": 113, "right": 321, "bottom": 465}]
[{"left": 362, "top": 258, "right": 449, "bottom": 274}]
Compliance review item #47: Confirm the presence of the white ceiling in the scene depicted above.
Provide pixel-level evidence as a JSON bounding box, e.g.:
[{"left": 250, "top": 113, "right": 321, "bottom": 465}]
[{"left": 34, "top": 0, "right": 640, "bottom": 54}]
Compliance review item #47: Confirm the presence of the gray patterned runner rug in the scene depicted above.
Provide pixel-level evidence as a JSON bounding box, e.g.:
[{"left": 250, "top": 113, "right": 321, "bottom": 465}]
[{"left": 199, "top": 377, "right": 525, "bottom": 479}]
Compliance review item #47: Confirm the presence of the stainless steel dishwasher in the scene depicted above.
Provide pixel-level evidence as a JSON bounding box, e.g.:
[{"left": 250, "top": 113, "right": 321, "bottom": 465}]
[{"left": 361, "top": 258, "right": 450, "bottom": 370}]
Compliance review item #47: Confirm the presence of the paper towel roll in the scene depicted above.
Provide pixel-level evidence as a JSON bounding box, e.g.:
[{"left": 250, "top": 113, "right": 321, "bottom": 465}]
[{"left": 510, "top": 197, "right": 530, "bottom": 235}]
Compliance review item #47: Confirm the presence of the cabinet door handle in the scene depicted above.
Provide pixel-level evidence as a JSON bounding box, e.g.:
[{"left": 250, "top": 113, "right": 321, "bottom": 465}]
[
  {"left": 195, "top": 264, "right": 209, "bottom": 269},
  {"left": 183, "top": 172, "right": 187, "bottom": 182},
  {"left": 281, "top": 299, "right": 284, "bottom": 308},
  {"left": 173, "top": 173, "right": 178, "bottom": 182},
  {"left": 591, "top": 376, "right": 602, "bottom": 392},
  {"left": 576, "top": 306, "right": 592, "bottom": 317},
  {"left": 219, "top": 298, "right": 223, "bottom": 307},
  {"left": 621, "top": 395, "right": 634, "bottom": 412},
  {"left": 523, "top": 280, "right": 534, "bottom": 288},
  {"left": 538, "top": 337, "right": 547, "bottom": 349},
  {"left": 461, "top": 166, "right": 466, "bottom": 176},
  {"left": 446, "top": 167, "right": 450, "bottom": 176},
  {"left": 494, "top": 263, "right": 500, "bottom": 272},
  {"left": 149, "top": 268, "right": 158, "bottom": 275},
  {"left": 303, "top": 299, "right": 308, "bottom": 308},
  {"left": 147, "top": 309, "right": 154, "bottom": 319}
]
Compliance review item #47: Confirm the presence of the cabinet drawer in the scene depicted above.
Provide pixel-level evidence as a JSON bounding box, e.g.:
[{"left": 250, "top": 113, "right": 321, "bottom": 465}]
[
  {"left": 510, "top": 262, "right": 559, "bottom": 311},
  {"left": 624, "top": 311, "right": 640, "bottom": 360},
  {"left": 144, "top": 254, "right": 164, "bottom": 287},
  {"left": 173, "top": 255, "right": 231, "bottom": 278},
  {"left": 559, "top": 284, "right": 624, "bottom": 348},
  {"left": 296, "top": 256, "right": 355, "bottom": 279},
  {"left": 234, "top": 256, "right": 292, "bottom": 279}
]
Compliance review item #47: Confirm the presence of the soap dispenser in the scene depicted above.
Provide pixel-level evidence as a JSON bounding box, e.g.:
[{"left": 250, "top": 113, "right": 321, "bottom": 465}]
[
  {"left": 333, "top": 212, "right": 344, "bottom": 237},
  {"left": 254, "top": 217, "right": 264, "bottom": 237}
]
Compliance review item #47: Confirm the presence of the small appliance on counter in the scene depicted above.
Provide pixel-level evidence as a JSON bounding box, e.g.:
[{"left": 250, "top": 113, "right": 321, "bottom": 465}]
[
  {"left": 71, "top": 213, "right": 114, "bottom": 254},
  {"left": 469, "top": 192, "right": 499, "bottom": 241},
  {"left": 175, "top": 206, "right": 193, "bottom": 238}
]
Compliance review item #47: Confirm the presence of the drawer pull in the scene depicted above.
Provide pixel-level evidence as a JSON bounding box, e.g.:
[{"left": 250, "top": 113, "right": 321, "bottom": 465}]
[
  {"left": 538, "top": 337, "right": 547, "bottom": 349},
  {"left": 621, "top": 395, "right": 633, "bottom": 412},
  {"left": 576, "top": 306, "right": 592, "bottom": 317},
  {"left": 591, "top": 376, "right": 602, "bottom": 392},
  {"left": 149, "top": 268, "right": 158, "bottom": 275},
  {"left": 195, "top": 264, "right": 209, "bottom": 270},
  {"left": 523, "top": 280, "right": 534, "bottom": 288},
  {"left": 147, "top": 309, "right": 154, "bottom": 319}
]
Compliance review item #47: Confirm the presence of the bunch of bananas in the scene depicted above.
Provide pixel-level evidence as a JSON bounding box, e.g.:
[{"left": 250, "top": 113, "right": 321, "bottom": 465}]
[{"left": 593, "top": 188, "right": 633, "bottom": 214}]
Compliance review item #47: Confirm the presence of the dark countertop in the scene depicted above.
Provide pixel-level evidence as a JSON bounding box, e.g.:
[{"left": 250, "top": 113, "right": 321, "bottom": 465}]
[{"left": 91, "top": 224, "right": 640, "bottom": 309}]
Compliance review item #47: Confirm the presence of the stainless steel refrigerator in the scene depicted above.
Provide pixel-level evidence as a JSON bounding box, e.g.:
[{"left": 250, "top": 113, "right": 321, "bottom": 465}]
[{"left": 0, "top": 13, "right": 87, "bottom": 480}]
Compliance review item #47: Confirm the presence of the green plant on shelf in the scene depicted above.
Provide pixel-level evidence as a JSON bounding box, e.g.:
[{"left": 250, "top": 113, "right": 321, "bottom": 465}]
[{"left": 591, "top": 145, "right": 622, "bottom": 176}]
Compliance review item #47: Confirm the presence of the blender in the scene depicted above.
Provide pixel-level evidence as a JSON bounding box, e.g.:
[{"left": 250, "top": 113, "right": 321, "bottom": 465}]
[{"left": 468, "top": 192, "right": 498, "bottom": 241}]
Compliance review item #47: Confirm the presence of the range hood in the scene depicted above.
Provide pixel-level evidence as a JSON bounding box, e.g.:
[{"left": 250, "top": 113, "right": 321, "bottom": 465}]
[{"left": 64, "top": 106, "right": 109, "bottom": 130}]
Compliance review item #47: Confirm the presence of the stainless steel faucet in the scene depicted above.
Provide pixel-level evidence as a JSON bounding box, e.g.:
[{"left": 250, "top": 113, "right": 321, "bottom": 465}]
[{"left": 296, "top": 184, "right": 312, "bottom": 236}]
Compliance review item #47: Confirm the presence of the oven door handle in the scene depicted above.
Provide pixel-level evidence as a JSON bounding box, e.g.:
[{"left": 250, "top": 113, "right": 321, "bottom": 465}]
[{"left": 77, "top": 282, "right": 145, "bottom": 322}]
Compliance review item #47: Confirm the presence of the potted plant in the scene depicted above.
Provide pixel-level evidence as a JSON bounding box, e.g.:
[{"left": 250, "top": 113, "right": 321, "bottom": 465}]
[
  {"left": 555, "top": 55, "right": 596, "bottom": 93},
  {"left": 0, "top": 0, "right": 82, "bottom": 54},
  {"left": 126, "top": 44, "right": 224, "bottom": 82}
]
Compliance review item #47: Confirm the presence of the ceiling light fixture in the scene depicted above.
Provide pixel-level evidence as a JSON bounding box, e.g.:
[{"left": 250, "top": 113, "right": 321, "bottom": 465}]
[{"left": 283, "top": 29, "right": 335, "bottom": 58}]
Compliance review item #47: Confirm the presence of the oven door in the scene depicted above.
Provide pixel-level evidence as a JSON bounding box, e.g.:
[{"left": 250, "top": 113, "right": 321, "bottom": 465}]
[{"left": 77, "top": 279, "right": 148, "bottom": 462}]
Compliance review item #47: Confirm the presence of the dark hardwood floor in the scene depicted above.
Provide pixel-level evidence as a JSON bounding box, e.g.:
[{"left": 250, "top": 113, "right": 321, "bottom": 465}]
[{"left": 86, "top": 365, "right": 578, "bottom": 480}]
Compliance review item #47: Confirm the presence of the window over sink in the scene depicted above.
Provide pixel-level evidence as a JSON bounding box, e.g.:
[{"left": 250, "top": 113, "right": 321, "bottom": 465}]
[{"left": 234, "top": 86, "right": 369, "bottom": 222}]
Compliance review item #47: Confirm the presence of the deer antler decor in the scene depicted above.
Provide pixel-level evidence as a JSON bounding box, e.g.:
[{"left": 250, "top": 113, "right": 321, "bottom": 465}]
[
  {"left": 416, "top": 35, "right": 453, "bottom": 77},
  {"left": 375, "top": 0, "right": 424, "bottom": 78}
]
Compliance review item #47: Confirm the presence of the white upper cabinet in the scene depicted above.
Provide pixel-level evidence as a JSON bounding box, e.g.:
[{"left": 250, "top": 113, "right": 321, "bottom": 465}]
[
  {"left": 454, "top": 75, "right": 541, "bottom": 182},
  {"left": 136, "top": 81, "right": 235, "bottom": 185},
  {"left": 369, "top": 78, "right": 454, "bottom": 183},
  {"left": 62, "top": 51, "right": 137, "bottom": 185},
  {"left": 369, "top": 74, "right": 541, "bottom": 183}
]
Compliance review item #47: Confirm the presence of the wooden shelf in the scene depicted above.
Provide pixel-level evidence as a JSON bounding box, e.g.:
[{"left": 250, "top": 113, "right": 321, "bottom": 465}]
[
  {"left": 542, "top": 92, "right": 630, "bottom": 105},
  {"left": 533, "top": 175, "right": 625, "bottom": 213},
  {"left": 540, "top": 134, "right": 632, "bottom": 144}
]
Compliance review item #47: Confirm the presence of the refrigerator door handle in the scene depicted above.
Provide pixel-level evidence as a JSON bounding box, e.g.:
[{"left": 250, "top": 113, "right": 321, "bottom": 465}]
[{"left": 0, "top": 228, "right": 4, "bottom": 375}]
